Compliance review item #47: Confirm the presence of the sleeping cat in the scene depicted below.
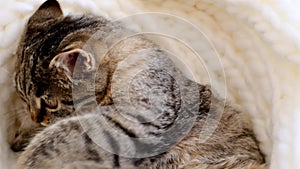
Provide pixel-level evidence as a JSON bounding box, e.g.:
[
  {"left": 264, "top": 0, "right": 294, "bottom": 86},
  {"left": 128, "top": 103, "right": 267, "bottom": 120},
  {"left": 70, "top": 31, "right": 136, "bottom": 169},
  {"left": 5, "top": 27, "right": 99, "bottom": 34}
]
[{"left": 12, "top": 0, "right": 266, "bottom": 168}]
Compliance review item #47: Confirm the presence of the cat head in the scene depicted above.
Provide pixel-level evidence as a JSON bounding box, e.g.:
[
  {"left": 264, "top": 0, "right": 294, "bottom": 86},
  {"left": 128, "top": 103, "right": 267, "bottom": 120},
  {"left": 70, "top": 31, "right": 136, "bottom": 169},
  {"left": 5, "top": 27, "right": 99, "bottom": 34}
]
[{"left": 14, "top": 0, "right": 107, "bottom": 126}]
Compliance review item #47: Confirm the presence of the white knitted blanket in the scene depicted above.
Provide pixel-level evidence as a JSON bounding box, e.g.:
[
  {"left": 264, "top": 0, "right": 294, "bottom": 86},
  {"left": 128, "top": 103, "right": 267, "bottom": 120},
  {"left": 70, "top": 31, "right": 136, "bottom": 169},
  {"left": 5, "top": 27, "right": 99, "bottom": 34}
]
[{"left": 1, "top": 0, "right": 299, "bottom": 168}]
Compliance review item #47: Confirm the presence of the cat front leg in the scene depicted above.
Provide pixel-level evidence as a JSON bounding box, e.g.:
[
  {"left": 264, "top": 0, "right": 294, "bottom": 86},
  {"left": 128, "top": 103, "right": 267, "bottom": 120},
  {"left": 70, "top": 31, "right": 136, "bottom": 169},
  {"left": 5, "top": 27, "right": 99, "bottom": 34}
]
[{"left": 15, "top": 113, "right": 115, "bottom": 169}]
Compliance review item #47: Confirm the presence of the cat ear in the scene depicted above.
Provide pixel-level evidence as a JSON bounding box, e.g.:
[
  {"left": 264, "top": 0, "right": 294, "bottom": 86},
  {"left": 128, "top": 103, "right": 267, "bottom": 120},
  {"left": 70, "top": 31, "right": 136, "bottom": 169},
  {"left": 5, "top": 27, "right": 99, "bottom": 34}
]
[
  {"left": 49, "top": 49, "right": 95, "bottom": 79},
  {"left": 29, "top": 0, "right": 63, "bottom": 24}
]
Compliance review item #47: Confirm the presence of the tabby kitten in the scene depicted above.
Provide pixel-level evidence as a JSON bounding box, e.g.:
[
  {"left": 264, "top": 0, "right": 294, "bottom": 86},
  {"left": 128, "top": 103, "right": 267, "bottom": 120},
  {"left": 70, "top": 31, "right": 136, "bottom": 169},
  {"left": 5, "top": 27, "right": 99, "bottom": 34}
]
[{"left": 13, "top": 0, "right": 266, "bottom": 168}]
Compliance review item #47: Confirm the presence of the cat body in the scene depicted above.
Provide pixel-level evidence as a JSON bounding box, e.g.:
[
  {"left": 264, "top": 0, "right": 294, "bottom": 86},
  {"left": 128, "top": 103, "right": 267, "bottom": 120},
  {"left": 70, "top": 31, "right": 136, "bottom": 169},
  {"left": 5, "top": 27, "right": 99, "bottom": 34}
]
[{"left": 12, "top": 0, "right": 265, "bottom": 168}]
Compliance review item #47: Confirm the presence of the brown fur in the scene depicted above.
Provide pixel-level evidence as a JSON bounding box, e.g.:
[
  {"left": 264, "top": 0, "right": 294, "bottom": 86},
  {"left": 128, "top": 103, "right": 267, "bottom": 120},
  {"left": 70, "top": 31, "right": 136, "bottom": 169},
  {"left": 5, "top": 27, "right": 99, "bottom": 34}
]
[{"left": 12, "top": 0, "right": 266, "bottom": 168}]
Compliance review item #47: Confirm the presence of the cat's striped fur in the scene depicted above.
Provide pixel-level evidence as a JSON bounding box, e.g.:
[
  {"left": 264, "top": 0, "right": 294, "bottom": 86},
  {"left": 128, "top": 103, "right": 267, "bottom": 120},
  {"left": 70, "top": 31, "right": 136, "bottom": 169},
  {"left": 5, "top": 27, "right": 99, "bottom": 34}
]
[{"left": 13, "top": 0, "right": 266, "bottom": 168}]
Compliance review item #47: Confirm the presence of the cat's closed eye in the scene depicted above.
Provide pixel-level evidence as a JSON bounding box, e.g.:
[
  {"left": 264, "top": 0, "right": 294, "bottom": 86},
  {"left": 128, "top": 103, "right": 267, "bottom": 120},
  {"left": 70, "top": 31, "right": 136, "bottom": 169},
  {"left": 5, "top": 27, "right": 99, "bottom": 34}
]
[{"left": 41, "top": 95, "right": 60, "bottom": 112}]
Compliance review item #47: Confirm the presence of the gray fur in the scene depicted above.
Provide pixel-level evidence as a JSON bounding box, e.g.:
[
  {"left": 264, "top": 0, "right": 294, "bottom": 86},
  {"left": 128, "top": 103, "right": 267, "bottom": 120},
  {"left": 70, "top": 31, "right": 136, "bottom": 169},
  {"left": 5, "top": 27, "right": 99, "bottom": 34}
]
[{"left": 12, "top": 0, "right": 265, "bottom": 168}]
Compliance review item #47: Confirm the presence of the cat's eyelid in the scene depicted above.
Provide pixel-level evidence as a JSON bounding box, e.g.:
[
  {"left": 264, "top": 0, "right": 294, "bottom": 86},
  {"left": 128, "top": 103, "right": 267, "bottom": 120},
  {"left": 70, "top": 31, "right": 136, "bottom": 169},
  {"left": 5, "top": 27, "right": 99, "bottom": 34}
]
[
  {"left": 45, "top": 102, "right": 61, "bottom": 112},
  {"left": 41, "top": 95, "right": 61, "bottom": 111}
]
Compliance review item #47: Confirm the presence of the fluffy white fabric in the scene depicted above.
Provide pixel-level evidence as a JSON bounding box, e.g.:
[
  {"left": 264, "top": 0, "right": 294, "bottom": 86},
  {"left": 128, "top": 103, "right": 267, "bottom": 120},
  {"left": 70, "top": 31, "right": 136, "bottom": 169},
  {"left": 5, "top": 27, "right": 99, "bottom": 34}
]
[{"left": 1, "top": 0, "right": 299, "bottom": 168}]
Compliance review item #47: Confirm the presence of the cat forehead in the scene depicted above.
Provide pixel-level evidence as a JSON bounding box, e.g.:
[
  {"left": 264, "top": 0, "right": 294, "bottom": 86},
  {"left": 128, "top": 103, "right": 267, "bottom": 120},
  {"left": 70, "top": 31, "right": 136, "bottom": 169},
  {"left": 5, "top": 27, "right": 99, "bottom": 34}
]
[
  {"left": 23, "top": 0, "right": 109, "bottom": 53},
  {"left": 21, "top": 16, "right": 101, "bottom": 57}
]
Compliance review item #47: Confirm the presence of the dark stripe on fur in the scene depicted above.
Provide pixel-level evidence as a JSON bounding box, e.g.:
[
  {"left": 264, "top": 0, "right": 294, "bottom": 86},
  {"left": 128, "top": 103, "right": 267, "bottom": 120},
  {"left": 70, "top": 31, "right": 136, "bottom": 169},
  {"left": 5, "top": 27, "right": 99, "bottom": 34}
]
[
  {"left": 103, "top": 115, "right": 137, "bottom": 138},
  {"left": 73, "top": 94, "right": 95, "bottom": 105},
  {"left": 113, "top": 154, "right": 120, "bottom": 167},
  {"left": 83, "top": 133, "right": 102, "bottom": 162}
]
